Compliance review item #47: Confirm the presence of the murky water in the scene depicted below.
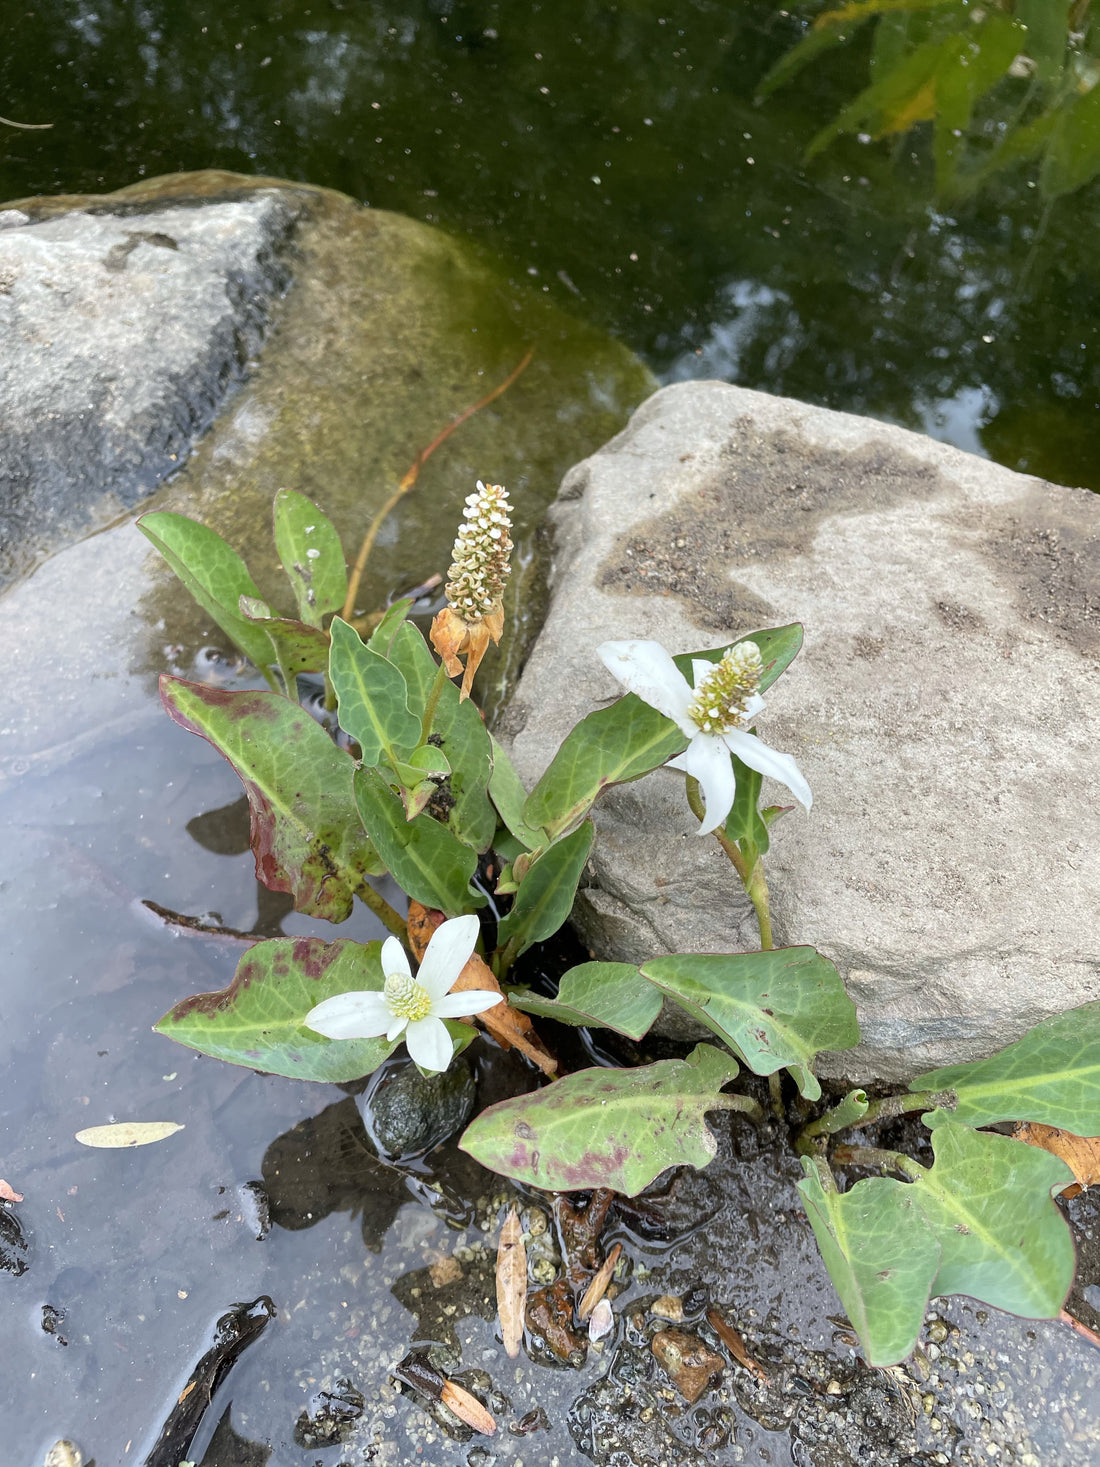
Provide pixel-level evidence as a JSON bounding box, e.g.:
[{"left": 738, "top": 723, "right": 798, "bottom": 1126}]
[{"left": 3, "top": 0, "right": 1099, "bottom": 489}]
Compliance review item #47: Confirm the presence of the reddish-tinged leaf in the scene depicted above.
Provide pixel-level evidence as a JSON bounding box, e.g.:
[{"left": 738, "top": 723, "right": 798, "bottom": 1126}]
[
  {"left": 160, "top": 677, "right": 382, "bottom": 922},
  {"left": 496, "top": 1205, "right": 527, "bottom": 1359}
]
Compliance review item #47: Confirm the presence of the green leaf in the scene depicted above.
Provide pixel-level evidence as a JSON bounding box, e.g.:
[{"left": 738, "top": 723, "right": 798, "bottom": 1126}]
[
  {"left": 523, "top": 694, "right": 685, "bottom": 843},
  {"left": 507, "top": 962, "right": 664, "bottom": 1041},
  {"left": 489, "top": 734, "right": 546, "bottom": 852},
  {"left": 155, "top": 937, "right": 397, "bottom": 1081},
  {"left": 911, "top": 1122, "right": 1075, "bottom": 1319},
  {"left": 387, "top": 623, "right": 496, "bottom": 853},
  {"left": 757, "top": 8, "right": 875, "bottom": 100},
  {"left": 459, "top": 1043, "right": 741, "bottom": 1194},
  {"left": 239, "top": 596, "right": 331, "bottom": 676},
  {"left": 523, "top": 625, "right": 804, "bottom": 842},
  {"left": 721, "top": 744, "right": 769, "bottom": 858},
  {"left": 911, "top": 1001, "right": 1100, "bottom": 1133},
  {"left": 367, "top": 597, "right": 416, "bottom": 653},
  {"left": 933, "top": 17, "right": 1022, "bottom": 194},
  {"left": 495, "top": 820, "right": 595, "bottom": 963},
  {"left": 1018, "top": 0, "right": 1071, "bottom": 92},
  {"left": 137, "top": 510, "right": 274, "bottom": 671},
  {"left": 799, "top": 1123, "right": 1076, "bottom": 1366},
  {"left": 1040, "top": 75, "right": 1100, "bottom": 201},
  {"left": 640, "top": 947, "right": 858, "bottom": 1101},
  {"left": 328, "top": 617, "right": 421, "bottom": 768},
  {"left": 160, "top": 677, "right": 382, "bottom": 922},
  {"left": 354, "top": 766, "right": 485, "bottom": 916},
  {"left": 797, "top": 1161, "right": 940, "bottom": 1367},
  {"left": 272, "top": 487, "right": 348, "bottom": 628}
]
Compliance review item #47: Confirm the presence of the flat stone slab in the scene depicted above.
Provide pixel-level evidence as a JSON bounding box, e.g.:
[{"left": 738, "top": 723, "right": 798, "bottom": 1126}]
[{"left": 504, "top": 381, "right": 1099, "bottom": 1081}]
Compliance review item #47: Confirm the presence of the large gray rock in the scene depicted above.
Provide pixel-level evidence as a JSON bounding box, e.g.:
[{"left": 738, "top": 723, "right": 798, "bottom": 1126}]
[
  {"left": 504, "top": 381, "right": 1100, "bottom": 1082},
  {"left": 0, "top": 179, "right": 306, "bottom": 587}
]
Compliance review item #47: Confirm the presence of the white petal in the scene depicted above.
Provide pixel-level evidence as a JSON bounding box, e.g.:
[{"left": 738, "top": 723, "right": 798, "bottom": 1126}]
[
  {"left": 596, "top": 640, "right": 695, "bottom": 736},
  {"left": 405, "top": 1015, "right": 454, "bottom": 1072},
  {"left": 691, "top": 658, "right": 714, "bottom": 691},
  {"left": 432, "top": 989, "right": 504, "bottom": 1018},
  {"left": 386, "top": 1016, "right": 409, "bottom": 1042},
  {"left": 743, "top": 693, "right": 766, "bottom": 721},
  {"left": 673, "top": 734, "right": 737, "bottom": 836},
  {"left": 417, "top": 913, "right": 482, "bottom": 998},
  {"left": 304, "top": 991, "right": 391, "bottom": 1039},
  {"left": 724, "top": 728, "right": 813, "bottom": 810},
  {"left": 381, "top": 936, "right": 411, "bottom": 980}
]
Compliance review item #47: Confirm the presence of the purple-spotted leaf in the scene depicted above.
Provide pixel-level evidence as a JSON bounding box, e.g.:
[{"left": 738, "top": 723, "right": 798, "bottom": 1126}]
[
  {"left": 156, "top": 937, "right": 398, "bottom": 1081},
  {"left": 458, "top": 1043, "right": 740, "bottom": 1195},
  {"left": 160, "top": 676, "right": 383, "bottom": 922}
]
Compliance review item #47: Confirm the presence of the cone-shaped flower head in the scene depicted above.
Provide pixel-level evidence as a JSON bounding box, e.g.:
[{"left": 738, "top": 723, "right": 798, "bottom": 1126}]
[
  {"left": 597, "top": 637, "right": 812, "bottom": 836},
  {"left": 431, "top": 480, "right": 513, "bottom": 700},
  {"left": 303, "top": 914, "right": 502, "bottom": 1072}
]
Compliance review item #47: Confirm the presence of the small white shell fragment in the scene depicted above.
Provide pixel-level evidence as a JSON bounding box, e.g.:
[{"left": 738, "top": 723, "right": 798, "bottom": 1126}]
[
  {"left": 588, "top": 1297, "right": 614, "bottom": 1342},
  {"left": 74, "top": 1121, "right": 184, "bottom": 1149}
]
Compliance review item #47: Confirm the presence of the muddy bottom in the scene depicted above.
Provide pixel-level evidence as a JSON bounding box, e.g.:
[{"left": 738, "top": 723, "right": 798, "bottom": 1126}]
[{"left": 2, "top": 661, "right": 1098, "bottom": 1467}]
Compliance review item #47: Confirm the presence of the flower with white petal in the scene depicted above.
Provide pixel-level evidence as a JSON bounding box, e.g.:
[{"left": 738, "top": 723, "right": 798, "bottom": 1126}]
[
  {"left": 304, "top": 914, "right": 502, "bottom": 1072},
  {"left": 597, "top": 638, "right": 812, "bottom": 837}
]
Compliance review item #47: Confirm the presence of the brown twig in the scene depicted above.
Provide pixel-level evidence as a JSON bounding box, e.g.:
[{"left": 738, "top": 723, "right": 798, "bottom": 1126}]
[{"left": 340, "top": 348, "right": 534, "bottom": 623}]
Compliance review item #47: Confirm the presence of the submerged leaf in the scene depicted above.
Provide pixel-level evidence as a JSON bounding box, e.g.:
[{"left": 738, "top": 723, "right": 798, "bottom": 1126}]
[
  {"left": 459, "top": 1043, "right": 741, "bottom": 1195},
  {"left": 640, "top": 947, "right": 858, "bottom": 1100},
  {"left": 75, "top": 1122, "right": 185, "bottom": 1149},
  {"left": 160, "top": 677, "right": 383, "bottom": 921}
]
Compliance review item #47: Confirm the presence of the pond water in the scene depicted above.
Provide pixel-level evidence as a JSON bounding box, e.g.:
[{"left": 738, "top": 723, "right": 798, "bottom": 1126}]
[
  {"left": 3, "top": 0, "right": 1099, "bottom": 490},
  {"left": 3, "top": 5, "right": 1100, "bottom": 1466}
]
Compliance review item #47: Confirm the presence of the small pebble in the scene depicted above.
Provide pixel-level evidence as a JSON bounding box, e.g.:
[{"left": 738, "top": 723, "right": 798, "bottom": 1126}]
[
  {"left": 588, "top": 1298, "right": 614, "bottom": 1342},
  {"left": 44, "top": 1445, "right": 82, "bottom": 1467}
]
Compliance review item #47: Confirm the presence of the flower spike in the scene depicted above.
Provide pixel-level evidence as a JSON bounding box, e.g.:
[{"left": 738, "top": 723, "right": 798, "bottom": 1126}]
[{"left": 431, "top": 480, "right": 513, "bottom": 700}]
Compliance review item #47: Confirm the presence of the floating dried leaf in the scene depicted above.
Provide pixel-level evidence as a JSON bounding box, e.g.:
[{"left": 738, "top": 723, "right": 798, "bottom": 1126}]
[
  {"left": 706, "top": 1307, "right": 769, "bottom": 1382},
  {"left": 0, "top": 1180, "right": 24, "bottom": 1203},
  {"left": 74, "top": 1122, "right": 184, "bottom": 1149},
  {"left": 1014, "top": 1122, "right": 1100, "bottom": 1198},
  {"left": 576, "top": 1243, "right": 622, "bottom": 1322},
  {"left": 497, "top": 1204, "right": 527, "bottom": 1359},
  {"left": 440, "top": 1380, "right": 497, "bottom": 1435}
]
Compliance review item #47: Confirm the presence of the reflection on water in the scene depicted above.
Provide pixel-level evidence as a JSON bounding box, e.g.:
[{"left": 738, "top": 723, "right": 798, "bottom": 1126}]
[{"left": 3, "top": 0, "right": 1099, "bottom": 486}]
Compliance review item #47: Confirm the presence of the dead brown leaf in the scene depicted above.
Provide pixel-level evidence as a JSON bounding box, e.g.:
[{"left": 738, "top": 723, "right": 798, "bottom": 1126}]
[
  {"left": 706, "top": 1307, "right": 769, "bottom": 1382},
  {"left": 440, "top": 1380, "right": 497, "bottom": 1435},
  {"left": 1014, "top": 1122, "right": 1100, "bottom": 1198},
  {"left": 406, "top": 901, "right": 558, "bottom": 1076},
  {"left": 0, "top": 1180, "right": 23, "bottom": 1203},
  {"left": 577, "top": 1243, "right": 622, "bottom": 1322},
  {"left": 496, "top": 1205, "right": 527, "bottom": 1359}
]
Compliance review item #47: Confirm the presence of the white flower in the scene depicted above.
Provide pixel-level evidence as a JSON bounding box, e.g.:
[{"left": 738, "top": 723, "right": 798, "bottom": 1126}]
[
  {"left": 597, "top": 638, "right": 812, "bottom": 837},
  {"left": 304, "top": 914, "right": 502, "bottom": 1072}
]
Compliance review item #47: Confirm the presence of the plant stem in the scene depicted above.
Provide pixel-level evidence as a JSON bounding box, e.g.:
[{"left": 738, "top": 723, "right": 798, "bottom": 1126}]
[
  {"left": 353, "top": 878, "right": 408, "bottom": 940},
  {"left": 419, "top": 658, "right": 452, "bottom": 745},
  {"left": 847, "top": 1088, "right": 957, "bottom": 1132},
  {"left": 719, "top": 1091, "right": 767, "bottom": 1126},
  {"left": 796, "top": 1088, "right": 870, "bottom": 1153},
  {"left": 684, "top": 776, "right": 773, "bottom": 949},
  {"left": 340, "top": 348, "right": 533, "bottom": 623},
  {"left": 767, "top": 1071, "right": 785, "bottom": 1121},
  {"left": 831, "top": 1145, "right": 927, "bottom": 1181}
]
